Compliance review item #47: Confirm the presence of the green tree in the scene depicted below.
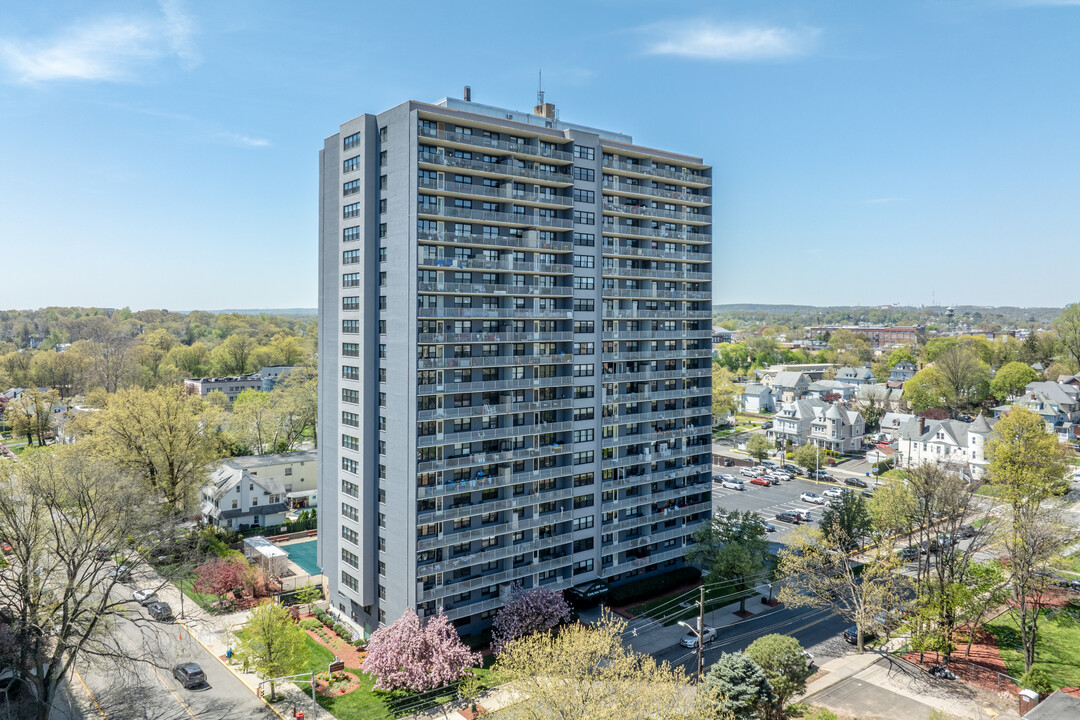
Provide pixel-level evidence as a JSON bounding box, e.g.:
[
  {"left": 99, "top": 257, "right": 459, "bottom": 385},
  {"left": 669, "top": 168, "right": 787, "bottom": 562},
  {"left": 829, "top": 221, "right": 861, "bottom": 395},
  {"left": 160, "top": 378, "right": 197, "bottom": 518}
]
[
  {"left": 712, "top": 366, "right": 742, "bottom": 425},
  {"left": 211, "top": 333, "right": 257, "bottom": 376},
  {"left": 5, "top": 388, "right": 60, "bottom": 446},
  {"left": 235, "top": 601, "right": 308, "bottom": 699},
  {"left": 294, "top": 583, "right": 323, "bottom": 614},
  {"left": 903, "top": 367, "right": 944, "bottom": 413},
  {"left": 744, "top": 635, "right": 810, "bottom": 720},
  {"left": 888, "top": 348, "right": 917, "bottom": 368},
  {"left": 990, "top": 361, "right": 1039, "bottom": 402},
  {"left": 819, "top": 492, "right": 872, "bottom": 551},
  {"left": 700, "top": 652, "right": 775, "bottom": 720},
  {"left": 81, "top": 386, "right": 225, "bottom": 509},
  {"left": 867, "top": 477, "right": 916, "bottom": 543},
  {"left": 746, "top": 434, "right": 770, "bottom": 463},
  {"left": 687, "top": 510, "right": 771, "bottom": 614},
  {"left": 792, "top": 443, "right": 824, "bottom": 473},
  {"left": 933, "top": 345, "right": 991, "bottom": 413},
  {"left": 1052, "top": 303, "right": 1080, "bottom": 369}
]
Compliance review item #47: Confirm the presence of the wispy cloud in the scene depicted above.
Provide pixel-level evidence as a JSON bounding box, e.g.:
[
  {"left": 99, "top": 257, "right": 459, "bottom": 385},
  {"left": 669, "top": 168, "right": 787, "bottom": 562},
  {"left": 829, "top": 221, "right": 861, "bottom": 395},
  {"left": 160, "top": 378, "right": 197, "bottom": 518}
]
[
  {"left": 217, "top": 133, "right": 271, "bottom": 148},
  {"left": 0, "top": 0, "right": 199, "bottom": 83},
  {"left": 644, "top": 21, "right": 819, "bottom": 61}
]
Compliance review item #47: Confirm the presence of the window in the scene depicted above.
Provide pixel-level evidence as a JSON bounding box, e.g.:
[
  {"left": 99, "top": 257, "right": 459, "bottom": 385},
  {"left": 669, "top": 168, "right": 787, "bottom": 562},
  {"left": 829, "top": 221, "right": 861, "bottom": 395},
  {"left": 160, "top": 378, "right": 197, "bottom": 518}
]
[
  {"left": 573, "top": 146, "right": 595, "bottom": 160},
  {"left": 574, "top": 321, "right": 594, "bottom": 333},
  {"left": 574, "top": 406, "right": 594, "bottom": 421},
  {"left": 574, "top": 210, "right": 595, "bottom": 224},
  {"left": 379, "top": 247, "right": 386, "bottom": 262},
  {"left": 342, "top": 548, "right": 359, "bottom": 568},
  {"left": 573, "top": 559, "right": 594, "bottom": 575},
  {"left": 341, "top": 457, "right": 358, "bottom": 474},
  {"left": 343, "top": 202, "right": 360, "bottom": 219},
  {"left": 573, "top": 493, "right": 595, "bottom": 508},
  {"left": 342, "top": 388, "right": 359, "bottom": 405},
  {"left": 343, "top": 132, "right": 362, "bottom": 151},
  {"left": 343, "top": 248, "right": 360, "bottom": 264},
  {"left": 379, "top": 150, "right": 387, "bottom": 167},
  {"left": 573, "top": 232, "right": 595, "bottom": 246},
  {"left": 572, "top": 166, "right": 595, "bottom": 182},
  {"left": 572, "top": 515, "right": 595, "bottom": 531},
  {"left": 342, "top": 434, "right": 359, "bottom": 451},
  {"left": 342, "top": 343, "right": 359, "bottom": 357},
  {"left": 343, "top": 179, "right": 361, "bottom": 196},
  {"left": 573, "top": 538, "right": 594, "bottom": 553},
  {"left": 342, "top": 410, "right": 359, "bottom": 427},
  {"left": 574, "top": 428, "right": 595, "bottom": 443},
  {"left": 574, "top": 342, "right": 594, "bottom": 355},
  {"left": 341, "top": 571, "right": 359, "bottom": 592},
  {"left": 342, "top": 272, "right": 359, "bottom": 288},
  {"left": 342, "top": 502, "right": 359, "bottom": 521},
  {"left": 342, "top": 319, "right": 359, "bottom": 333},
  {"left": 342, "top": 479, "right": 359, "bottom": 497},
  {"left": 379, "top": 198, "right": 387, "bottom": 213},
  {"left": 342, "top": 526, "right": 358, "bottom": 545},
  {"left": 343, "top": 157, "right": 361, "bottom": 173},
  {"left": 343, "top": 296, "right": 359, "bottom": 311},
  {"left": 574, "top": 298, "right": 594, "bottom": 312},
  {"left": 573, "top": 189, "right": 595, "bottom": 203},
  {"left": 379, "top": 223, "right": 387, "bottom": 238},
  {"left": 573, "top": 363, "right": 594, "bottom": 377},
  {"left": 574, "top": 451, "right": 595, "bottom": 466},
  {"left": 573, "top": 254, "right": 594, "bottom": 268},
  {"left": 379, "top": 126, "right": 387, "bottom": 142},
  {"left": 573, "top": 277, "right": 594, "bottom": 290},
  {"left": 379, "top": 174, "right": 387, "bottom": 190}
]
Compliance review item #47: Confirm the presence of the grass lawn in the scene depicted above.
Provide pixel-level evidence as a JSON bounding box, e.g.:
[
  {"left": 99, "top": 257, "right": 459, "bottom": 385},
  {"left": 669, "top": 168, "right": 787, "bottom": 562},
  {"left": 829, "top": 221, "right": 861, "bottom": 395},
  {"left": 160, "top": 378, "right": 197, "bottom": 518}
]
[
  {"left": 173, "top": 573, "right": 222, "bottom": 614},
  {"left": 1052, "top": 552, "right": 1080, "bottom": 577},
  {"left": 880, "top": 469, "right": 909, "bottom": 481},
  {"left": 287, "top": 633, "right": 499, "bottom": 720},
  {"left": 975, "top": 484, "right": 1007, "bottom": 498},
  {"left": 987, "top": 607, "right": 1080, "bottom": 690}
]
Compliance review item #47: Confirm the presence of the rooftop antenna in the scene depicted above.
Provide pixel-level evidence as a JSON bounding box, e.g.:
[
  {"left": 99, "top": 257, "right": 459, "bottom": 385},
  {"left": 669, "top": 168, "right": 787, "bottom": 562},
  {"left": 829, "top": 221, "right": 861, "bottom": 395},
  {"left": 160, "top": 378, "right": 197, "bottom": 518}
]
[{"left": 537, "top": 69, "right": 544, "bottom": 107}]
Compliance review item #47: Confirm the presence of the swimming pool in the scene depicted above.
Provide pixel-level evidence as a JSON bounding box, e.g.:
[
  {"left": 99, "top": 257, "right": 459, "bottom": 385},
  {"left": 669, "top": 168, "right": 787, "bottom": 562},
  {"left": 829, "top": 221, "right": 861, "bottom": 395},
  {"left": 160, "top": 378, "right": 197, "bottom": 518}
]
[{"left": 284, "top": 539, "right": 322, "bottom": 576}]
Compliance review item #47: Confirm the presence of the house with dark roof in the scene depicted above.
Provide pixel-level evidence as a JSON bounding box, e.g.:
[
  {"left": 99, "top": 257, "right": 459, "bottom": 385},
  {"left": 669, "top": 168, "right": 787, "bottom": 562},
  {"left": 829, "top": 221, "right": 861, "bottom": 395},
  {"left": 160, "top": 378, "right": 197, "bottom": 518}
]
[
  {"left": 765, "top": 371, "right": 812, "bottom": 403},
  {"left": 807, "top": 380, "right": 856, "bottom": 401},
  {"left": 834, "top": 366, "right": 876, "bottom": 387},
  {"left": 897, "top": 413, "right": 995, "bottom": 479},
  {"left": 771, "top": 398, "right": 865, "bottom": 451},
  {"left": 1022, "top": 689, "right": 1080, "bottom": 720},
  {"left": 992, "top": 380, "right": 1080, "bottom": 439},
  {"left": 889, "top": 361, "right": 918, "bottom": 382},
  {"left": 738, "top": 383, "right": 775, "bottom": 413}
]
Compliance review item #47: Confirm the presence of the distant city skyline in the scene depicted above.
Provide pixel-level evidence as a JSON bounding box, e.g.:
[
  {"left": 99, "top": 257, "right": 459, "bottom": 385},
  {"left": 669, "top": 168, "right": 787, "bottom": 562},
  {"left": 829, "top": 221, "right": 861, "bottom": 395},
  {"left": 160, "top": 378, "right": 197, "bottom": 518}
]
[{"left": 2, "top": 0, "right": 1078, "bottom": 309}]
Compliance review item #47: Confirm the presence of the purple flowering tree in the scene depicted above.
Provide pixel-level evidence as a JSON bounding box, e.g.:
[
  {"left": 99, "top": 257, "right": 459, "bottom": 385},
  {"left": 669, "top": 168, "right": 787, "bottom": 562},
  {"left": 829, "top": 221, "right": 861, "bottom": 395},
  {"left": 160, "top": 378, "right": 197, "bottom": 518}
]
[
  {"left": 362, "top": 608, "right": 481, "bottom": 692},
  {"left": 492, "top": 584, "right": 572, "bottom": 652}
]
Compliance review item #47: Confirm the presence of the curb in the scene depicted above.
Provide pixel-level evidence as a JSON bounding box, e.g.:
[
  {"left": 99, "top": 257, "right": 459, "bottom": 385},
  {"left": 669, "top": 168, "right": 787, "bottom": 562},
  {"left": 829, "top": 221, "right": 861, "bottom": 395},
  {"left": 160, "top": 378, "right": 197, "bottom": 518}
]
[{"left": 179, "top": 620, "right": 291, "bottom": 720}]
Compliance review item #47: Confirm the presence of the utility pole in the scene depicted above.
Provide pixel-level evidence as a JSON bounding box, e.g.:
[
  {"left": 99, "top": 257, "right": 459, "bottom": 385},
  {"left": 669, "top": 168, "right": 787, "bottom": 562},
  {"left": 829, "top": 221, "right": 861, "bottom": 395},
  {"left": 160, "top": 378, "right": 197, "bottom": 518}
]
[{"left": 697, "top": 585, "right": 705, "bottom": 683}]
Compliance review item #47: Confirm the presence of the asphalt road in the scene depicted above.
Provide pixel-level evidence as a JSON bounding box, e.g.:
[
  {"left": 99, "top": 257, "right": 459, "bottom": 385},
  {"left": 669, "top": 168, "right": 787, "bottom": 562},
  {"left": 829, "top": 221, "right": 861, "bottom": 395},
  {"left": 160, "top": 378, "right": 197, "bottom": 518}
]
[
  {"left": 651, "top": 603, "right": 851, "bottom": 676},
  {"left": 71, "top": 585, "right": 278, "bottom": 720}
]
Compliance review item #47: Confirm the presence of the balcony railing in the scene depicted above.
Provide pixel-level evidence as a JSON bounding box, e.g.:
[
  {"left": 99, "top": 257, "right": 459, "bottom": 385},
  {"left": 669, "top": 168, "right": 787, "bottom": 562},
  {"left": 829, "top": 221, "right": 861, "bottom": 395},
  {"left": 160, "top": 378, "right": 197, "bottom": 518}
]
[
  {"left": 603, "top": 266, "right": 713, "bottom": 281},
  {"left": 417, "top": 420, "right": 574, "bottom": 448},
  {"left": 417, "top": 307, "right": 573, "bottom": 320},
  {"left": 416, "top": 441, "right": 572, "bottom": 473},
  {"left": 416, "top": 510, "right": 575, "bottom": 550},
  {"left": 601, "top": 288, "right": 712, "bottom": 301},
  {"left": 603, "top": 446, "right": 711, "bottom": 470},
  {"left": 417, "top": 230, "right": 573, "bottom": 253},
  {"left": 418, "top": 331, "right": 573, "bottom": 344},
  {"left": 418, "top": 256, "right": 573, "bottom": 273},
  {"left": 601, "top": 243, "right": 712, "bottom": 262},
  {"left": 419, "top": 177, "right": 573, "bottom": 207},
  {"left": 418, "top": 203, "right": 573, "bottom": 230},
  {"left": 602, "top": 387, "right": 711, "bottom": 404},
  {"left": 418, "top": 281, "right": 573, "bottom": 297},
  {"left": 417, "top": 352, "right": 573, "bottom": 371},
  {"left": 603, "top": 424, "right": 711, "bottom": 449},
  {"left": 601, "top": 157, "right": 711, "bottom": 186},
  {"left": 419, "top": 125, "right": 574, "bottom": 162},
  {"left": 417, "top": 375, "right": 573, "bottom": 396},
  {"left": 603, "top": 224, "right": 712, "bottom": 244},
  {"left": 419, "top": 151, "right": 573, "bottom": 184},
  {"left": 603, "top": 367, "right": 712, "bottom": 382},
  {"left": 416, "top": 462, "right": 572, "bottom": 499},
  {"left": 601, "top": 200, "right": 711, "bottom": 225},
  {"left": 601, "top": 349, "right": 711, "bottom": 362},
  {"left": 605, "top": 310, "right": 712, "bottom": 320},
  {"left": 601, "top": 180, "right": 710, "bottom": 205},
  {"left": 417, "top": 397, "right": 573, "bottom": 422}
]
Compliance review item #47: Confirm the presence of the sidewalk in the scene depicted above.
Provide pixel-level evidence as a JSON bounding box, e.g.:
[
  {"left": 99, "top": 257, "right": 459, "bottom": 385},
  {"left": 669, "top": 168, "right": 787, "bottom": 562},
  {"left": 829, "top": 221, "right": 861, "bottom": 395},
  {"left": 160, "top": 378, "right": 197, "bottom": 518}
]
[{"left": 137, "top": 564, "right": 320, "bottom": 719}]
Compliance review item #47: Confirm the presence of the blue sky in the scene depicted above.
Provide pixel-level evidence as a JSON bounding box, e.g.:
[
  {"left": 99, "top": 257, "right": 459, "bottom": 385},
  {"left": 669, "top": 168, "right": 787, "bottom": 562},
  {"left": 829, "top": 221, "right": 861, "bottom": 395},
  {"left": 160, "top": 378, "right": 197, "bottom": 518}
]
[{"left": 1, "top": 0, "right": 1078, "bottom": 311}]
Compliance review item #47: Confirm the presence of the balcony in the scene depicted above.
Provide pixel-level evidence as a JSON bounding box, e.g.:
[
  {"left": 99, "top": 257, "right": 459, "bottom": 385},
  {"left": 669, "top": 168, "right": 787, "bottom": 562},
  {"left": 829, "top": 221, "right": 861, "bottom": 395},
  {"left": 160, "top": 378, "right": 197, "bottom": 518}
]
[
  {"left": 602, "top": 367, "right": 712, "bottom": 382},
  {"left": 603, "top": 224, "right": 712, "bottom": 244},
  {"left": 602, "top": 266, "right": 713, "bottom": 281},
  {"left": 601, "top": 349, "right": 713, "bottom": 362},
  {"left": 416, "top": 461, "right": 573, "bottom": 499},
  {"left": 438, "top": 557, "right": 575, "bottom": 604},
  {"left": 603, "top": 424, "right": 712, "bottom": 449},
  {"left": 417, "top": 256, "right": 573, "bottom": 274},
  {"left": 603, "top": 445, "right": 711, "bottom": 470},
  {"left": 602, "top": 387, "right": 711, "bottom": 404},
  {"left": 418, "top": 150, "right": 573, "bottom": 185},
  {"left": 416, "top": 510, "right": 575, "bottom": 550},
  {"left": 417, "top": 420, "right": 573, "bottom": 448},
  {"left": 601, "top": 242, "right": 712, "bottom": 263},
  {"left": 416, "top": 441, "right": 573, "bottom": 473},
  {"left": 417, "top": 230, "right": 573, "bottom": 253},
  {"left": 601, "top": 157, "right": 711, "bottom": 186},
  {"left": 601, "top": 179, "right": 710, "bottom": 205},
  {"left": 419, "top": 125, "right": 574, "bottom": 163},
  {"left": 418, "top": 352, "right": 572, "bottom": 371},
  {"left": 417, "top": 307, "right": 573, "bottom": 320},
  {"left": 417, "top": 397, "right": 573, "bottom": 422},
  {"left": 417, "top": 375, "right": 573, "bottom": 396},
  {"left": 604, "top": 310, "right": 712, "bottom": 320},
  {"left": 417, "top": 489, "right": 575, "bottom": 524},
  {"left": 603, "top": 464, "right": 707, "bottom": 491},
  {"left": 419, "top": 177, "right": 573, "bottom": 207},
  {"left": 419, "top": 203, "right": 573, "bottom": 230},
  {"left": 601, "top": 406, "right": 710, "bottom": 426},
  {"left": 602, "top": 330, "right": 708, "bottom": 341},
  {"left": 417, "top": 331, "right": 573, "bottom": 344},
  {"left": 418, "top": 281, "right": 573, "bottom": 297},
  {"left": 601, "top": 200, "right": 711, "bottom": 225},
  {"left": 601, "top": 287, "right": 712, "bottom": 301},
  {"left": 604, "top": 544, "right": 692, "bottom": 574}
]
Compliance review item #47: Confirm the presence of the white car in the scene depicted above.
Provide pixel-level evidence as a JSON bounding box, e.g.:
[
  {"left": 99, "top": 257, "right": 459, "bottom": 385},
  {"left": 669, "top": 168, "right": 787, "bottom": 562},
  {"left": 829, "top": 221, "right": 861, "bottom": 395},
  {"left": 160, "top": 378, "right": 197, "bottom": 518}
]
[
  {"left": 794, "top": 509, "right": 812, "bottom": 522},
  {"left": 800, "top": 492, "right": 825, "bottom": 505},
  {"left": 679, "top": 625, "right": 717, "bottom": 648},
  {"left": 716, "top": 474, "right": 738, "bottom": 484},
  {"left": 739, "top": 467, "right": 757, "bottom": 478},
  {"left": 722, "top": 479, "right": 746, "bottom": 491},
  {"left": 823, "top": 487, "right": 844, "bottom": 499},
  {"left": 132, "top": 588, "right": 158, "bottom": 606}
]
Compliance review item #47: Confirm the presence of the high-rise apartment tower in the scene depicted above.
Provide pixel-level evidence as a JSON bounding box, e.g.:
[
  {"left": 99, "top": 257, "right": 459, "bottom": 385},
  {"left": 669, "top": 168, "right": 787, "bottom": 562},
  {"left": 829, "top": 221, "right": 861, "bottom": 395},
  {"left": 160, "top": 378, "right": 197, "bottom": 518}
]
[{"left": 318, "top": 92, "right": 713, "bottom": 637}]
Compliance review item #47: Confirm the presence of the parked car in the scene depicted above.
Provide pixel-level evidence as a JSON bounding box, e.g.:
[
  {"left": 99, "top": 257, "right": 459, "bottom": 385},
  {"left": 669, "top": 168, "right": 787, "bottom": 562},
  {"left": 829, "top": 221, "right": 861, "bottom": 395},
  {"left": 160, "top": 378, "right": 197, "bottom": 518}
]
[
  {"left": 108, "top": 565, "right": 132, "bottom": 583},
  {"left": 794, "top": 509, "right": 813, "bottom": 523},
  {"left": 955, "top": 525, "right": 977, "bottom": 539},
  {"left": 760, "top": 460, "right": 777, "bottom": 468},
  {"left": 679, "top": 625, "right": 717, "bottom": 648},
  {"left": 721, "top": 479, "right": 746, "bottom": 491},
  {"left": 775, "top": 512, "right": 801, "bottom": 524},
  {"left": 716, "top": 474, "right": 738, "bottom": 484},
  {"left": 822, "top": 487, "right": 844, "bottom": 499},
  {"left": 762, "top": 522, "right": 776, "bottom": 533},
  {"left": 749, "top": 477, "right": 771, "bottom": 487},
  {"left": 94, "top": 546, "right": 114, "bottom": 561},
  {"left": 761, "top": 421, "right": 773, "bottom": 430},
  {"left": 801, "top": 492, "right": 825, "bottom": 505},
  {"left": 803, "top": 650, "right": 815, "bottom": 669},
  {"left": 768, "top": 472, "right": 788, "bottom": 483},
  {"left": 783, "top": 464, "right": 800, "bottom": 474},
  {"left": 843, "top": 625, "right": 876, "bottom": 645},
  {"left": 172, "top": 663, "right": 206, "bottom": 689},
  {"left": 739, "top": 467, "right": 757, "bottom": 478},
  {"left": 132, "top": 589, "right": 158, "bottom": 606},
  {"left": 844, "top": 477, "right": 868, "bottom": 488},
  {"left": 861, "top": 489, "right": 875, "bottom": 499},
  {"left": 896, "top": 547, "right": 919, "bottom": 562},
  {"left": 147, "top": 601, "right": 174, "bottom": 622}
]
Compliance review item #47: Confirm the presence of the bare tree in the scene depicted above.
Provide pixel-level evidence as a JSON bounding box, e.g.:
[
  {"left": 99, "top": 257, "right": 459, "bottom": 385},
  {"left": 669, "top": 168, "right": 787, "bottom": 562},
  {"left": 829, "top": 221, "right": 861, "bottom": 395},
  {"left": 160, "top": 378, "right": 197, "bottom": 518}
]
[{"left": 0, "top": 448, "right": 177, "bottom": 720}]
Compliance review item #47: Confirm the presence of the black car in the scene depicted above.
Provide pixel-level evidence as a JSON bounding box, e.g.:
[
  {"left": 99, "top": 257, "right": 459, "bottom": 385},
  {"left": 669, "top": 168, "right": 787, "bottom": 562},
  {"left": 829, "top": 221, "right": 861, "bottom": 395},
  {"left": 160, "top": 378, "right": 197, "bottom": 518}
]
[
  {"left": 844, "top": 477, "right": 868, "bottom": 489},
  {"left": 761, "top": 421, "right": 773, "bottom": 429},
  {"left": 172, "top": 663, "right": 206, "bottom": 689},
  {"left": 956, "top": 525, "right": 977, "bottom": 539},
  {"left": 861, "top": 489, "right": 875, "bottom": 499},
  {"left": 896, "top": 547, "right": 919, "bottom": 562},
  {"left": 148, "top": 601, "right": 174, "bottom": 622},
  {"left": 775, "top": 511, "right": 801, "bottom": 524},
  {"left": 843, "top": 625, "right": 876, "bottom": 645}
]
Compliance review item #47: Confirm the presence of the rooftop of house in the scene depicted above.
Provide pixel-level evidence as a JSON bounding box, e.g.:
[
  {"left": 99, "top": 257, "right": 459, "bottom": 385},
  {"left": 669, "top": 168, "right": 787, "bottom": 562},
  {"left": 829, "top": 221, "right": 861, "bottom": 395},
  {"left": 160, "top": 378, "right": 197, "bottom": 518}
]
[
  {"left": 224, "top": 451, "right": 317, "bottom": 470},
  {"left": 898, "top": 413, "right": 995, "bottom": 446},
  {"left": 835, "top": 366, "right": 876, "bottom": 381},
  {"left": 1023, "top": 690, "right": 1080, "bottom": 720},
  {"left": 772, "top": 371, "right": 811, "bottom": 387}
]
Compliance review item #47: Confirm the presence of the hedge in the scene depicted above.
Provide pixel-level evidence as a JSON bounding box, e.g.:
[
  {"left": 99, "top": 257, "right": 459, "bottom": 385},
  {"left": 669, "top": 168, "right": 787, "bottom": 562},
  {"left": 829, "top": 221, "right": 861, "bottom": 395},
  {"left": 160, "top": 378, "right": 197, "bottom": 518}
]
[{"left": 607, "top": 566, "right": 701, "bottom": 606}]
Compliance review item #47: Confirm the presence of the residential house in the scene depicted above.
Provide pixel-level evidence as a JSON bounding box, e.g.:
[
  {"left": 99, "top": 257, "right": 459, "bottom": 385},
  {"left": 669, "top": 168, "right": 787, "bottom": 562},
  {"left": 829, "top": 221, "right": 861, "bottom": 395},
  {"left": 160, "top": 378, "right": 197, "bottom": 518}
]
[
  {"left": 878, "top": 412, "right": 916, "bottom": 441},
  {"left": 1057, "top": 373, "right": 1080, "bottom": 389},
  {"left": 765, "top": 371, "right": 812, "bottom": 403},
  {"left": 834, "top": 366, "right": 876, "bottom": 386},
  {"left": 889, "top": 362, "right": 917, "bottom": 382},
  {"left": 770, "top": 398, "right": 828, "bottom": 447},
  {"left": 808, "top": 404, "right": 866, "bottom": 453},
  {"left": 806, "top": 380, "right": 856, "bottom": 402},
  {"left": 855, "top": 383, "right": 905, "bottom": 414},
  {"left": 992, "top": 380, "right": 1080, "bottom": 439},
  {"left": 896, "top": 414, "right": 995, "bottom": 479},
  {"left": 738, "top": 383, "right": 775, "bottom": 413},
  {"left": 199, "top": 451, "right": 318, "bottom": 530},
  {"left": 756, "top": 363, "right": 835, "bottom": 384},
  {"left": 712, "top": 326, "right": 735, "bottom": 345}
]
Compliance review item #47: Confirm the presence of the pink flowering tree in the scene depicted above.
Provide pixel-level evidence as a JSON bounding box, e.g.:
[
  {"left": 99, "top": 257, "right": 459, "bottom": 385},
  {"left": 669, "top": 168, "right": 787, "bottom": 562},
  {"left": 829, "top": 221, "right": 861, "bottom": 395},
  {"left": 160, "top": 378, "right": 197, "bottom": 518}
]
[
  {"left": 492, "top": 584, "right": 572, "bottom": 652},
  {"left": 362, "top": 608, "right": 481, "bottom": 692}
]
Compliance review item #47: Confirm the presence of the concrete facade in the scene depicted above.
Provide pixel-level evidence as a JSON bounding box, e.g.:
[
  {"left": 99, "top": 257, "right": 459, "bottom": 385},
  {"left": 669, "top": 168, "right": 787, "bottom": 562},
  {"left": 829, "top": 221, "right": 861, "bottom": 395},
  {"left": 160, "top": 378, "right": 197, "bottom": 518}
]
[{"left": 317, "top": 95, "right": 713, "bottom": 637}]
